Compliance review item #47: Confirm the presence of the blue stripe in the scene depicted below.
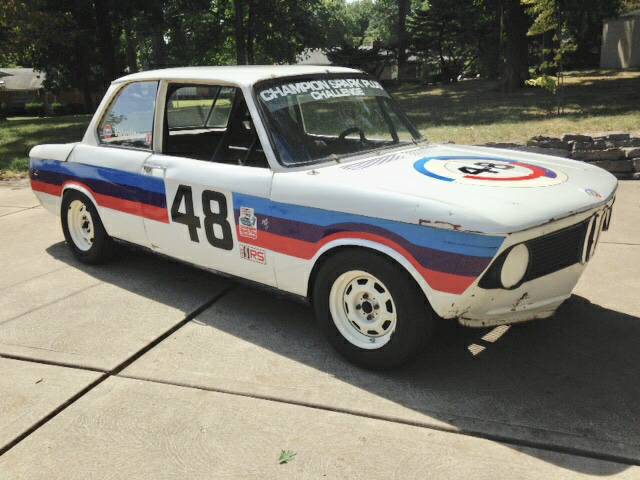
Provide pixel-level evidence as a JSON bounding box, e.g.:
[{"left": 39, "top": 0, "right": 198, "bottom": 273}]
[
  {"left": 233, "top": 193, "right": 503, "bottom": 258},
  {"left": 413, "top": 158, "right": 455, "bottom": 182},
  {"left": 32, "top": 159, "right": 165, "bottom": 195}
]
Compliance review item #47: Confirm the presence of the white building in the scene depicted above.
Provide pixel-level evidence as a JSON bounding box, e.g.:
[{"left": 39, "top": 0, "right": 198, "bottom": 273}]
[{"left": 600, "top": 10, "right": 640, "bottom": 69}]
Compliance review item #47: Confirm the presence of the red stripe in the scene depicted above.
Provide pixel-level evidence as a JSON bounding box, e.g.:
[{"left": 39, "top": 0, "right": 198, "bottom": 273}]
[
  {"left": 465, "top": 162, "right": 546, "bottom": 181},
  {"left": 238, "top": 227, "right": 475, "bottom": 294},
  {"left": 64, "top": 181, "right": 169, "bottom": 224},
  {"left": 31, "top": 178, "right": 168, "bottom": 224},
  {"left": 31, "top": 179, "right": 62, "bottom": 196}
]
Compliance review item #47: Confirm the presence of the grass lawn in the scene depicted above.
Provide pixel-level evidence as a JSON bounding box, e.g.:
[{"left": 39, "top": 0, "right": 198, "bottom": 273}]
[
  {"left": 0, "top": 114, "right": 91, "bottom": 178},
  {"left": 393, "top": 69, "right": 640, "bottom": 144},
  {"left": 1, "top": 69, "right": 639, "bottom": 177}
]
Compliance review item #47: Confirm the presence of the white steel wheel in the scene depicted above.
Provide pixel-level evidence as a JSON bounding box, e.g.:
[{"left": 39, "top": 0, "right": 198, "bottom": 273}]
[
  {"left": 67, "top": 199, "right": 95, "bottom": 252},
  {"left": 329, "top": 270, "right": 398, "bottom": 350}
]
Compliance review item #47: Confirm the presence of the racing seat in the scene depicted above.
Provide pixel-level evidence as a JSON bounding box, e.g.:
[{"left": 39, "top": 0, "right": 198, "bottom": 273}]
[{"left": 211, "top": 96, "right": 267, "bottom": 167}]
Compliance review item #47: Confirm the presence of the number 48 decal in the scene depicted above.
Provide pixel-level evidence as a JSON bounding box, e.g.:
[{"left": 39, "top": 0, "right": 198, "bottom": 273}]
[{"left": 170, "top": 185, "right": 233, "bottom": 250}]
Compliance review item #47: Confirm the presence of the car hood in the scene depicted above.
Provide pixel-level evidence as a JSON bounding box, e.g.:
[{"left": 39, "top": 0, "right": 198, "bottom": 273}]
[{"left": 290, "top": 143, "right": 618, "bottom": 235}]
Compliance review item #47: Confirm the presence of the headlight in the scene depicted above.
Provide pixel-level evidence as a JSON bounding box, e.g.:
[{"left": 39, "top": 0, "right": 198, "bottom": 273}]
[{"left": 500, "top": 244, "right": 530, "bottom": 288}]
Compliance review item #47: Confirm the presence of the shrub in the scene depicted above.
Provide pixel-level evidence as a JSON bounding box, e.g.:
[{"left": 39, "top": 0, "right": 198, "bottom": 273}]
[
  {"left": 51, "top": 102, "right": 67, "bottom": 115},
  {"left": 9, "top": 158, "right": 29, "bottom": 172},
  {"left": 525, "top": 75, "right": 558, "bottom": 95},
  {"left": 25, "top": 102, "right": 45, "bottom": 116}
]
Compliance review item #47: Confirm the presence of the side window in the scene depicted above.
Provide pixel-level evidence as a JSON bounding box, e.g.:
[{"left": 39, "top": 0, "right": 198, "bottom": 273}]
[
  {"left": 206, "top": 87, "right": 235, "bottom": 128},
  {"left": 166, "top": 86, "right": 235, "bottom": 130},
  {"left": 164, "top": 84, "right": 268, "bottom": 168},
  {"left": 98, "top": 81, "right": 158, "bottom": 149}
]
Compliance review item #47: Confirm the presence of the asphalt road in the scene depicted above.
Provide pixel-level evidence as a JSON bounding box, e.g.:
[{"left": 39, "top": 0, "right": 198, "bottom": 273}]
[{"left": 0, "top": 179, "right": 639, "bottom": 479}]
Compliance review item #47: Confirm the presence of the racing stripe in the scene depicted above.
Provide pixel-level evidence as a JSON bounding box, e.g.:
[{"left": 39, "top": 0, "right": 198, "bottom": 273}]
[
  {"left": 232, "top": 193, "right": 504, "bottom": 294},
  {"left": 233, "top": 192, "right": 501, "bottom": 257},
  {"left": 30, "top": 158, "right": 169, "bottom": 223}
]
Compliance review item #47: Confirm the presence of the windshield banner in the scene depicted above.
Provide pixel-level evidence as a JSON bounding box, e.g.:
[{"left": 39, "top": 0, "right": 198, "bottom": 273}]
[{"left": 259, "top": 78, "right": 389, "bottom": 110}]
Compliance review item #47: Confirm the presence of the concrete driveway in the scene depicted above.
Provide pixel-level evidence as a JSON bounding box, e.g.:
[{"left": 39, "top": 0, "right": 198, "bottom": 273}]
[{"left": 0, "top": 179, "right": 639, "bottom": 479}]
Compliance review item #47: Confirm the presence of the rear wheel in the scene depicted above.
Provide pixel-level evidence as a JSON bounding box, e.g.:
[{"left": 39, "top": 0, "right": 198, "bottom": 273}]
[
  {"left": 313, "top": 249, "right": 435, "bottom": 369},
  {"left": 61, "top": 191, "right": 115, "bottom": 264}
]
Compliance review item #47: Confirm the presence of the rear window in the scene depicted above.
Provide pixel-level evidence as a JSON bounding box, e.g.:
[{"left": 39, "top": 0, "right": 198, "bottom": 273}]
[{"left": 98, "top": 81, "right": 158, "bottom": 149}]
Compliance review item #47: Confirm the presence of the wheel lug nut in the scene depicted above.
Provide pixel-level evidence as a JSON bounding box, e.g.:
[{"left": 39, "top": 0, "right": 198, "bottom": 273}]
[
  {"left": 362, "top": 293, "right": 369, "bottom": 299},
  {"left": 374, "top": 304, "right": 379, "bottom": 310},
  {"left": 367, "top": 314, "right": 373, "bottom": 320},
  {"left": 355, "top": 304, "right": 361, "bottom": 310}
]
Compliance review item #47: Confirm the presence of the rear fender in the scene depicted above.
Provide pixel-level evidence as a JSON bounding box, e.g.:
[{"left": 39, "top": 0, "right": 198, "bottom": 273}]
[{"left": 61, "top": 182, "right": 99, "bottom": 212}]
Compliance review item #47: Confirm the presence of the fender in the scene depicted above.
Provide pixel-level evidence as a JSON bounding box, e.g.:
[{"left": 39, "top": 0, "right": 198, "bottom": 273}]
[
  {"left": 306, "top": 238, "right": 459, "bottom": 319},
  {"left": 61, "top": 181, "right": 100, "bottom": 211}
]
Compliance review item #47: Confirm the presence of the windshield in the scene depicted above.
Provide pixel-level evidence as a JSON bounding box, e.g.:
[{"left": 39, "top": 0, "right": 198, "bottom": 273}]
[{"left": 256, "top": 75, "right": 422, "bottom": 166}]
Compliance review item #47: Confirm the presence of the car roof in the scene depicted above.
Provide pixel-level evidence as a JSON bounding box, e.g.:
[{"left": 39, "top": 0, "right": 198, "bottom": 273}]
[{"left": 113, "top": 65, "right": 362, "bottom": 87}]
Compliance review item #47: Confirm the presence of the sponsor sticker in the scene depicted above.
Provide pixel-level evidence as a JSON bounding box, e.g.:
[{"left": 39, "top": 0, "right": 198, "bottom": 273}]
[
  {"left": 239, "top": 243, "right": 266, "bottom": 264},
  {"left": 413, "top": 155, "right": 567, "bottom": 187},
  {"left": 102, "top": 124, "right": 113, "bottom": 139},
  {"left": 584, "top": 188, "right": 603, "bottom": 198},
  {"left": 238, "top": 207, "right": 258, "bottom": 239},
  {"left": 259, "top": 78, "right": 389, "bottom": 111}
]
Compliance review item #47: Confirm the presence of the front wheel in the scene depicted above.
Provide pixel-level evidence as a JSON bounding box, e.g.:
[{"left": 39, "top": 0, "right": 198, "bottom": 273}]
[
  {"left": 313, "top": 249, "right": 435, "bottom": 369},
  {"left": 61, "top": 190, "right": 115, "bottom": 264}
]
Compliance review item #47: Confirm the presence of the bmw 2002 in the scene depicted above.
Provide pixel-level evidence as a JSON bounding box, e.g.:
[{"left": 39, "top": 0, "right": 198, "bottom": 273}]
[{"left": 29, "top": 66, "right": 617, "bottom": 368}]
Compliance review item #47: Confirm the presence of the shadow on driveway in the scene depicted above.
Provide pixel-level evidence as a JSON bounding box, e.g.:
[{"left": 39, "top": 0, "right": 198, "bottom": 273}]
[{"left": 47, "top": 241, "right": 640, "bottom": 475}]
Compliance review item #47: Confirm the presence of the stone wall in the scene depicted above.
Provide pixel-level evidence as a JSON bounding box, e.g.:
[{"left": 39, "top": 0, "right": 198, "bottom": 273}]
[{"left": 483, "top": 133, "right": 640, "bottom": 180}]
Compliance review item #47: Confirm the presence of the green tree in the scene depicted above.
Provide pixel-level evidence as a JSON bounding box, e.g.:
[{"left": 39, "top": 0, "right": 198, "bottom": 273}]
[
  {"left": 408, "top": 0, "right": 484, "bottom": 83},
  {"left": 324, "top": 0, "right": 391, "bottom": 76},
  {"left": 522, "top": 0, "right": 577, "bottom": 113},
  {"left": 620, "top": 0, "right": 640, "bottom": 12}
]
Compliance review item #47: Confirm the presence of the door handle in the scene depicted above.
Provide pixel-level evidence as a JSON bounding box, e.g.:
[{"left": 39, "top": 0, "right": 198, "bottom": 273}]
[{"left": 143, "top": 164, "right": 166, "bottom": 176}]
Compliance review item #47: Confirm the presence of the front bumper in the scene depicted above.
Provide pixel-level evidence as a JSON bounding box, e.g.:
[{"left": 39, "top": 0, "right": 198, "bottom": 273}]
[
  {"left": 458, "top": 263, "right": 583, "bottom": 327},
  {"left": 453, "top": 196, "right": 614, "bottom": 328}
]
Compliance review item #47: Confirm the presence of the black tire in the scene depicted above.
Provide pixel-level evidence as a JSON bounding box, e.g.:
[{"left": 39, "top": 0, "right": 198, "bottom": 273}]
[
  {"left": 312, "top": 249, "right": 435, "bottom": 370},
  {"left": 61, "top": 190, "right": 115, "bottom": 264}
]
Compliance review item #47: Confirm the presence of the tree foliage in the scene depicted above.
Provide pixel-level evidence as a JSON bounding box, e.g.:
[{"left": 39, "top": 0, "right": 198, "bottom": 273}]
[
  {"left": 408, "top": 0, "right": 487, "bottom": 83},
  {"left": 619, "top": 0, "right": 640, "bottom": 13},
  {"left": 0, "top": 0, "right": 626, "bottom": 103},
  {"left": 1, "top": 0, "right": 344, "bottom": 108}
]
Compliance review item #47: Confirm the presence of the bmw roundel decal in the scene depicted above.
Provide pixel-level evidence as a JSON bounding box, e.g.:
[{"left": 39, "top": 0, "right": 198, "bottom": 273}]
[{"left": 413, "top": 155, "right": 567, "bottom": 187}]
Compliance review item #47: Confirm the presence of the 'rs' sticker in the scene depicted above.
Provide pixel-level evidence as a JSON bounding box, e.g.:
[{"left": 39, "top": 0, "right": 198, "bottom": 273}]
[{"left": 239, "top": 243, "right": 266, "bottom": 264}]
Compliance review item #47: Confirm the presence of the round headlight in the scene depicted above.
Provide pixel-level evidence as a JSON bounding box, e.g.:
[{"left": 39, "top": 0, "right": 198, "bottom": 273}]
[{"left": 500, "top": 244, "right": 530, "bottom": 289}]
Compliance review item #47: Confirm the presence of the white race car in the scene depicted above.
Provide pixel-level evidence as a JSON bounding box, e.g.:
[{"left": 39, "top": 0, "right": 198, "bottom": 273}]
[{"left": 29, "top": 66, "right": 617, "bottom": 368}]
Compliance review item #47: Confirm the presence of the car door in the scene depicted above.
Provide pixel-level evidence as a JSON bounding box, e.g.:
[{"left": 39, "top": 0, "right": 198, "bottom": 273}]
[
  {"left": 66, "top": 81, "right": 159, "bottom": 247},
  {"left": 141, "top": 83, "right": 277, "bottom": 287}
]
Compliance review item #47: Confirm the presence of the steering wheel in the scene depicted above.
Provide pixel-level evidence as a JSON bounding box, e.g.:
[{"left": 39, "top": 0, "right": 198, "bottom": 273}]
[{"left": 338, "top": 126, "right": 368, "bottom": 143}]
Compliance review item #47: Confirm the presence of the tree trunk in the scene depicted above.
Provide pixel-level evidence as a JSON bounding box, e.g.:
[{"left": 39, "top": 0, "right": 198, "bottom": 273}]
[
  {"left": 123, "top": 18, "right": 138, "bottom": 73},
  {"left": 502, "top": 0, "right": 529, "bottom": 92},
  {"left": 246, "top": 0, "right": 256, "bottom": 64},
  {"left": 149, "top": 3, "right": 167, "bottom": 68},
  {"left": 71, "top": 0, "right": 93, "bottom": 111},
  {"left": 479, "top": 0, "right": 502, "bottom": 80},
  {"left": 93, "top": 0, "right": 116, "bottom": 87},
  {"left": 396, "top": 0, "right": 410, "bottom": 82},
  {"left": 234, "top": 0, "right": 247, "bottom": 65}
]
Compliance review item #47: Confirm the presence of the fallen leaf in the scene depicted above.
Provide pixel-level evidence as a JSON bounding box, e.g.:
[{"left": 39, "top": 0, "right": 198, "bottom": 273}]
[{"left": 278, "top": 450, "right": 296, "bottom": 464}]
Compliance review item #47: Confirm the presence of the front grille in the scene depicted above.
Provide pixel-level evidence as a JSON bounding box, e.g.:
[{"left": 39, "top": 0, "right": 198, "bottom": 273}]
[
  {"left": 479, "top": 220, "right": 588, "bottom": 289},
  {"left": 523, "top": 221, "right": 588, "bottom": 281}
]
